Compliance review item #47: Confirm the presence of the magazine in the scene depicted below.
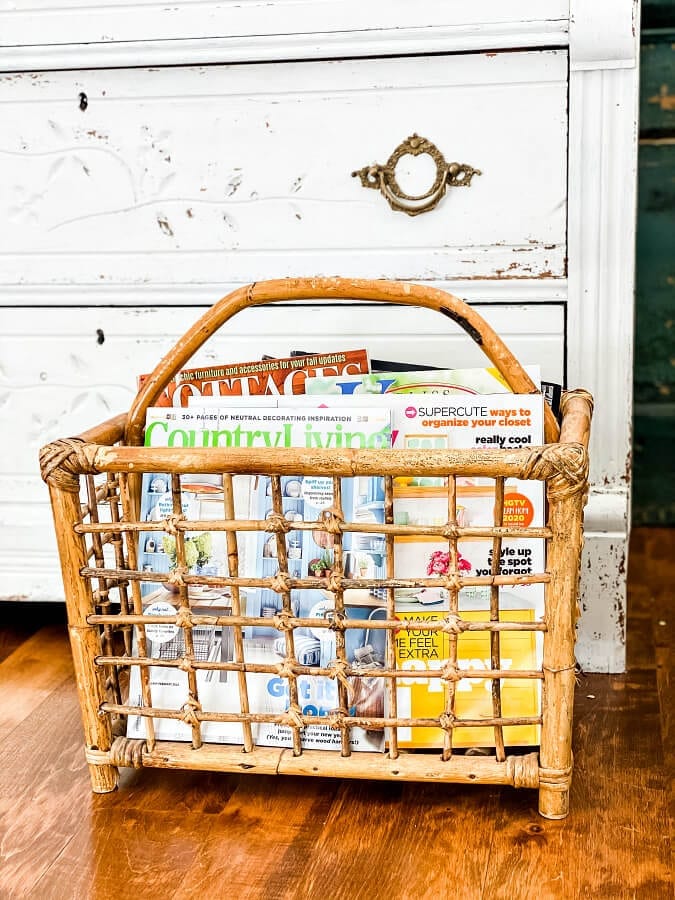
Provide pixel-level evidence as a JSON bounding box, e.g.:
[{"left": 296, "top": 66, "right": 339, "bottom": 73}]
[
  {"left": 290, "top": 392, "right": 546, "bottom": 749},
  {"left": 127, "top": 405, "right": 390, "bottom": 751},
  {"left": 302, "top": 365, "right": 540, "bottom": 397},
  {"left": 137, "top": 348, "right": 370, "bottom": 407}
]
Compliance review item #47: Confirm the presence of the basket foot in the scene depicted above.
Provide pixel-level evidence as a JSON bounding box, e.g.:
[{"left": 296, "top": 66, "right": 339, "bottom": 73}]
[
  {"left": 88, "top": 762, "right": 119, "bottom": 794},
  {"left": 538, "top": 784, "right": 569, "bottom": 819}
]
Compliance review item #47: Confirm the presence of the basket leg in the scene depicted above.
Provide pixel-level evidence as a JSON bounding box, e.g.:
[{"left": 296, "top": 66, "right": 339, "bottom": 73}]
[
  {"left": 538, "top": 778, "right": 570, "bottom": 819},
  {"left": 88, "top": 760, "right": 119, "bottom": 794}
]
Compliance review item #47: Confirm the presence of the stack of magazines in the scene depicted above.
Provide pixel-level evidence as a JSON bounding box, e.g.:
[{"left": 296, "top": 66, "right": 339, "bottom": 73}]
[{"left": 128, "top": 348, "right": 549, "bottom": 752}]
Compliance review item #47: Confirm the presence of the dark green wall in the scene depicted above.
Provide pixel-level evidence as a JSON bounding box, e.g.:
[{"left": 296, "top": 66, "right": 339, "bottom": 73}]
[{"left": 633, "top": 2, "right": 675, "bottom": 524}]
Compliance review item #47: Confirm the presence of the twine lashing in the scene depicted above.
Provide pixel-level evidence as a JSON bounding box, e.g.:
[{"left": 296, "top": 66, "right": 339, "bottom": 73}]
[
  {"left": 39, "top": 438, "right": 98, "bottom": 493},
  {"left": 180, "top": 698, "right": 202, "bottom": 728},
  {"left": 281, "top": 705, "right": 305, "bottom": 730},
  {"left": 270, "top": 572, "right": 293, "bottom": 594},
  {"left": 439, "top": 712, "right": 455, "bottom": 731},
  {"left": 162, "top": 513, "right": 185, "bottom": 536},
  {"left": 264, "top": 513, "right": 290, "bottom": 535},
  {"left": 441, "top": 613, "right": 466, "bottom": 635},
  {"left": 441, "top": 662, "right": 462, "bottom": 683},
  {"left": 271, "top": 611, "right": 294, "bottom": 632}
]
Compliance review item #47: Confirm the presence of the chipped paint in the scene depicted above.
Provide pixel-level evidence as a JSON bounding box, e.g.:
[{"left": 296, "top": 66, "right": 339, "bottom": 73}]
[{"left": 156, "top": 215, "right": 173, "bottom": 236}]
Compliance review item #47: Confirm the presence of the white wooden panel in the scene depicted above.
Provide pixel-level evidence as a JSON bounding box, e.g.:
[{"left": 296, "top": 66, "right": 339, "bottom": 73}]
[
  {"left": 0, "top": 2, "right": 569, "bottom": 60},
  {"left": 0, "top": 302, "right": 564, "bottom": 601},
  {"left": 0, "top": 280, "right": 569, "bottom": 308},
  {"left": 0, "top": 51, "right": 568, "bottom": 284}
]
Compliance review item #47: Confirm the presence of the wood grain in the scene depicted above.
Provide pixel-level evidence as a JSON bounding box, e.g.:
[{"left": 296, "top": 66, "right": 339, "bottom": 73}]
[
  {"left": 287, "top": 779, "right": 500, "bottom": 899},
  {"left": 0, "top": 625, "right": 73, "bottom": 738},
  {"left": 482, "top": 673, "right": 672, "bottom": 899}
]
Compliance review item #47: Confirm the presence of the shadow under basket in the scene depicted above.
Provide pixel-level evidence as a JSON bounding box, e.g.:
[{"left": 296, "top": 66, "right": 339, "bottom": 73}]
[{"left": 39, "top": 277, "right": 593, "bottom": 820}]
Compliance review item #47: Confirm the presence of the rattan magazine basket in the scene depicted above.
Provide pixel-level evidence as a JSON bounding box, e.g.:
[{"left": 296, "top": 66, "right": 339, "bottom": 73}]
[{"left": 39, "top": 277, "right": 593, "bottom": 820}]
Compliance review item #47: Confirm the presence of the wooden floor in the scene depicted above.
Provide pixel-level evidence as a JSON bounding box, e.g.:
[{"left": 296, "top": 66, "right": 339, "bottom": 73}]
[{"left": 0, "top": 528, "right": 672, "bottom": 899}]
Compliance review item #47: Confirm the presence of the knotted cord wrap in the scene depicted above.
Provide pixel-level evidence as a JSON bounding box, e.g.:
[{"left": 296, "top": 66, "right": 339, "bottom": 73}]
[
  {"left": 327, "top": 658, "right": 353, "bottom": 697},
  {"left": 281, "top": 704, "right": 305, "bottom": 730},
  {"left": 560, "top": 388, "right": 594, "bottom": 419},
  {"left": 39, "top": 438, "right": 99, "bottom": 493},
  {"left": 522, "top": 443, "right": 589, "bottom": 500},
  {"left": 542, "top": 662, "right": 577, "bottom": 674},
  {"left": 506, "top": 752, "right": 540, "bottom": 789},
  {"left": 538, "top": 762, "right": 573, "bottom": 792},
  {"left": 166, "top": 566, "right": 189, "bottom": 588},
  {"left": 180, "top": 698, "right": 202, "bottom": 728},
  {"left": 269, "top": 572, "right": 293, "bottom": 595},
  {"left": 264, "top": 512, "right": 290, "bottom": 535},
  {"left": 440, "top": 662, "right": 462, "bottom": 683},
  {"left": 319, "top": 508, "right": 344, "bottom": 535},
  {"left": 441, "top": 524, "right": 461, "bottom": 540},
  {"left": 325, "top": 571, "right": 344, "bottom": 594},
  {"left": 109, "top": 736, "right": 146, "bottom": 769},
  {"left": 439, "top": 712, "right": 456, "bottom": 731},
  {"left": 162, "top": 513, "right": 185, "bottom": 536},
  {"left": 178, "top": 655, "right": 194, "bottom": 673},
  {"left": 276, "top": 659, "right": 297, "bottom": 680},
  {"left": 271, "top": 610, "right": 294, "bottom": 632},
  {"left": 326, "top": 709, "right": 348, "bottom": 730},
  {"left": 441, "top": 613, "right": 467, "bottom": 635},
  {"left": 441, "top": 573, "right": 464, "bottom": 592},
  {"left": 326, "top": 609, "right": 347, "bottom": 632},
  {"left": 174, "top": 607, "right": 193, "bottom": 630}
]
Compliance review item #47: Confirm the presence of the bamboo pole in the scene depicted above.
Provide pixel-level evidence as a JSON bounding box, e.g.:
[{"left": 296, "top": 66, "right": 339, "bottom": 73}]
[
  {"left": 538, "top": 390, "right": 593, "bottom": 818},
  {"left": 47, "top": 483, "right": 118, "bottom": 792},
  {"left": 92, "top": 740, "right": 540, "bottom": 788}
]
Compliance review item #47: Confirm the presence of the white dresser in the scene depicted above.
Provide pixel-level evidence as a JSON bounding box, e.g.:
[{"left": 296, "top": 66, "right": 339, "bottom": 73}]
[{"left": 0, "top": 1, "right": 639, "bottom": 672}]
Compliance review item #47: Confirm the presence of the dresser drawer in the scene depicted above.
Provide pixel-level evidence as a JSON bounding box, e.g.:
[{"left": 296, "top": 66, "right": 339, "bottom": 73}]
[
  {"left": 0, "top": 49, "right": 567, "bottom": 287},
  {"left": 1, "top": 2, "right": 568, "bottom": 54}
]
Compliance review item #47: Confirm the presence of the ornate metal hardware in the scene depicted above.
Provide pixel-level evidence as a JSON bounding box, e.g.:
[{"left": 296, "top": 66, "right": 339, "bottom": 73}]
[{"left": 352, "top": 134, "right": 481, "bottom": 217}]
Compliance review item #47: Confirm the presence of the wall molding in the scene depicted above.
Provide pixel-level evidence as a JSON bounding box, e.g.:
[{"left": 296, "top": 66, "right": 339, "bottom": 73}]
[
  {"left": 569, "top": 0, "right": 639, "bottom": 70},
  {"left": 0, "top": 280, "right": 568, "bottom": 308},
  {"left": 0, "top": 22, "right": 568, "bottom": 73}
]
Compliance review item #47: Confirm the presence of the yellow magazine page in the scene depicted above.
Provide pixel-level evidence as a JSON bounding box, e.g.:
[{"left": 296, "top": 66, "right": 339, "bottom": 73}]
[{"left": 394, "top": 608, "right": 540, "bottom": 750}]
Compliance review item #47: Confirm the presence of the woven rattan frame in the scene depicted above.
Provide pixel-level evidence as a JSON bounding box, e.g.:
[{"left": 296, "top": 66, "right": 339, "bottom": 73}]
[{"left": 40, "top": 277, "right": 592, "bottom": 820}]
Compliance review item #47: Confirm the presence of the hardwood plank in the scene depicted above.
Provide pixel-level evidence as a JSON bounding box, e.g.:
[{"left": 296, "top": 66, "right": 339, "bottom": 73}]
[
  {"left": 482, "top": 673, "right": 672, "bottom": 899},
  {"left": 0, "top": 678, "right": 92, "bottom": 897},
  {"left": 287, "top": 778, "right": 500, "bottom": 899},
  {"left": 172, "top": 776, "right": 340, "bottom": 900},
  {"left": 28, "top": 762, "right": 339, "bottom": 898},
  {"left": 0, "top": 601, "right": 66, "bottom": 664},
  {"left": 28, "top": 770, "right": 246, "bottom": 899},
  {"left": 0, "top": 623, "right": 38, "bottom": 664},
  {"left": 0, "top": 625, "right": 74, "bottom": 741}
]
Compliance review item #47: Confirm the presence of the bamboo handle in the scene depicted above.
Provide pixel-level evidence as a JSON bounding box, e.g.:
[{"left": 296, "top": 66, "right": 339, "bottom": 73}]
[
  {"left": 559, "top": 389, "right": 594, "bottom": 449},
  {"left": 125, "top": 277, "right": 560, "bottom": 446}
]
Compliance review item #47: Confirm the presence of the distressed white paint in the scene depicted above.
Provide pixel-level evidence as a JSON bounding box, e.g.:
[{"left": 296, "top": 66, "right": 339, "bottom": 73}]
[
  {"left": 567, "top": 1, "right": 640, "bottom": 670},
  {"left": 0, "top": 52, "right": 567, "bottom": 284},
  {"left": 569, "top": 0, "right": 639, "bottom": 71},
  {"left": 0, "top": 280, "right": 568, "bottom": 308},
  {"left": 0, "top": 2, "right": 568, "bottom": 70},
  {"left": 0, "top": 302, "right": 564, "bottom": 602}
]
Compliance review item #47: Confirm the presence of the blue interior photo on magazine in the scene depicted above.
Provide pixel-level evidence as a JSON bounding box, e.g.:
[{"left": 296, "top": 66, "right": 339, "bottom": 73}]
[{"left": 128, "top": 405, "right": 391, "bottom": 752}]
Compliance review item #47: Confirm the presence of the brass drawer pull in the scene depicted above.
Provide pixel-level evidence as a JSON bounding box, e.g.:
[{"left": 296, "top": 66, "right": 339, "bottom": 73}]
[{"left": 352, "top": 133, "right": 481, "bottom": 217}]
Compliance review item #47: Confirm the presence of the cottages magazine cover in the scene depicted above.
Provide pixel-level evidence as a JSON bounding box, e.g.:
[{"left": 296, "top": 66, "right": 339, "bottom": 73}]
[{"left": 137, "top": 348, "right": 370, "bottom": 407}]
